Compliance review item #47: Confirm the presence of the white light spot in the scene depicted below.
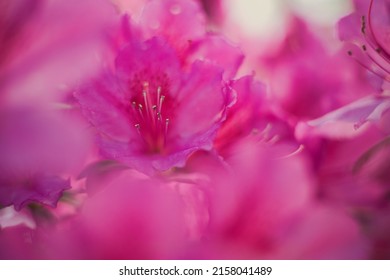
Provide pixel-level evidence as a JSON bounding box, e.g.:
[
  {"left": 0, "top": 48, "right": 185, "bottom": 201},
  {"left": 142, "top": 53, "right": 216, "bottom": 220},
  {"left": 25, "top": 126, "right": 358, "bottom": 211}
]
[{"left": 224, "top": 0, "right": 287, "bottom": 38}]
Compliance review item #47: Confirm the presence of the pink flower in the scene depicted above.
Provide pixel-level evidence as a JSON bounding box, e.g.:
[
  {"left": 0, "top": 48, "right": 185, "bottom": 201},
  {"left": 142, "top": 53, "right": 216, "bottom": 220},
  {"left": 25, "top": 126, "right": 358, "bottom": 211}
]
[{"left": 76, "top": 21, "right": 233, "bottom": 174}]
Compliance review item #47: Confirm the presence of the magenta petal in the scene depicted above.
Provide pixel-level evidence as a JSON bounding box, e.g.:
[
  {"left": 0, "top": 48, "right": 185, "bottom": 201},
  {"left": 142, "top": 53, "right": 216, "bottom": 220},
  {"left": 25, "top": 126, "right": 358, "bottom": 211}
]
[
  {"left": 338, "top": 0, "right": 390, "bottom": 87},
  {"left": 338, "top": 13, "right": 362, "bottom": 42},
  {"left": 139, "top": 0, "right": 206, "bottom": 48},
  {"left": 173, "top": 61, "right": 228, "bottom": 143},
  {"left": 1, "top": 0, "right": 116, "bottom": 104},
  {"left": 187, "top": 34, "right": 244, "bottom": 79},
  {"left": 115, "top": 37, "right": 181, "bottom": 94},
  {"left": 0, "top": 108, "right": 89, "bottom": 211},
  {"left": 0, "top": 175, "right": 70, "bottom": 211},
  {"left": 0, "top": 0, "right": 38, "bottom": 62},
  {"left": 365, "top": 0, "right": 390, "bottom": 55},
  {"left": 75, "top": 73, "right": 137, "bottom": 143},
  {"left": 98, "top": 136, "right": 198, "bottom": 175},
  {"left": 79, "top": 171, "right": 187, "bottom": 259},
  {"left": 270, "top": 206, "right": 368, "bottom": 259},
  {"left": 297, "top": 96, "right": 390, "bottom": 138}
]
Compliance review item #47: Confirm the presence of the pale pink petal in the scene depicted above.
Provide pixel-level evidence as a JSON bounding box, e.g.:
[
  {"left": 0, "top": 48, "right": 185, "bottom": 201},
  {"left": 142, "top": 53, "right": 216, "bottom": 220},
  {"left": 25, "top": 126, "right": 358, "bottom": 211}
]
[
  {"left": 172, "top": 61, "right": 228, "bottom": 142},
  {"left": 1, "top": 0, "right": 116, "bottom": 105},
  {"left": 79, "top": 171, "right": 187, "bottom": 259},
  {"left": 296, "top": 96, "right": 390, "bottom": 139},
  {"left": 186, "top": 34, "right": 244, "bottom": 79},
  {"left": 270, "top": 206, "right": 369, "bottom": 259},
  {"left": 139, "top": 0, "right": 206, "bottom": 49},
  {"left": 0, "top": 175, "right": 70, "bottom": 211}
]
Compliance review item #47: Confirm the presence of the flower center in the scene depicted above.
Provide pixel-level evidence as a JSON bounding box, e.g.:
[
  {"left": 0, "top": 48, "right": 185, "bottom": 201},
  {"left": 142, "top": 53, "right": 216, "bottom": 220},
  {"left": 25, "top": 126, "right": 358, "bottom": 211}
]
[{"left": 130, "top": 81, "right": 170, "bottom": 154}]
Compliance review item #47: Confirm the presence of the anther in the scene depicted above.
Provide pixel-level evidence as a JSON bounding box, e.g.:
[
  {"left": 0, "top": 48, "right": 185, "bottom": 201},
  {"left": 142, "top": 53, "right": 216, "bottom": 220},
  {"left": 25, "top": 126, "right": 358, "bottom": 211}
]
[
  {"left": 165, "top": 118, "right": 169, "bottom": 138},
  {"left": 157, "top": 86, "right": 161, "bottom": 106},
  {"left": 159, "top": 95, "right": 165, "bottom": 113}
]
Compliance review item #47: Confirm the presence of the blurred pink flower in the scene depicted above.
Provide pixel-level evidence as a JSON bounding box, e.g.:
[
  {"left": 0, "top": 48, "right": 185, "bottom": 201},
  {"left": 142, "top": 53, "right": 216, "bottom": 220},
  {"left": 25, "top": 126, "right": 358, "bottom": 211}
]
[
  {"left": 188, "top": 141, "right": 368, "bottom": 259},
  {"left": 261, "top": 17, "right": 376, "bottom": 121}
]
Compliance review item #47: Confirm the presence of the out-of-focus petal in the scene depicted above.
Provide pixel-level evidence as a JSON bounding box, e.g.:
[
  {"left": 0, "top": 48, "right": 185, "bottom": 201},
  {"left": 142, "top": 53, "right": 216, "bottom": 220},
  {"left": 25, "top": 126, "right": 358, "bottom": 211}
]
[
  {"left": 296, "top": 96, "right": 390, "bottom": 139},
  {"left": 139, "top": 0, "right": 206, "bottom": 50},
  {"left": 78, "top": 171, "right": 187, "bottom": 259},
  {"left": 186, "top": 35, "right": 244, "bottom": 79}
]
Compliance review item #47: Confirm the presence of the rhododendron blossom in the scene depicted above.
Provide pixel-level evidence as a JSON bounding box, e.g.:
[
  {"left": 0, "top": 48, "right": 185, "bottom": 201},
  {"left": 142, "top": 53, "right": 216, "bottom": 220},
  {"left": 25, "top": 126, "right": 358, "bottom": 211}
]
[{"left": 76, "top": 21, "right": 233, "bottom": 174}]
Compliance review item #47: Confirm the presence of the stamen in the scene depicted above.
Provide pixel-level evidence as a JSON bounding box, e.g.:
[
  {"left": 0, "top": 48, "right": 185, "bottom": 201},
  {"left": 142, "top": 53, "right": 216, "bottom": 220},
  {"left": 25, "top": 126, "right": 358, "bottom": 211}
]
[
  {"left": 145, "top": 81, "right": 157, "bottom": 123},
  {"left": 138, "top": 104, "right": 144, "bottom": 120},
  {"left": 159, "top": 95, "right": 165, "bottom": 113},
  {"left": 365, "top": 53, "right": 390, "bottom": 80},
  {"left": 165, "top": 118, "right": 169, "bottom": 139},
  {"left": 347, "top": 51, "right": 390, "bottom": 81},
  {"left": 277, "top": 144, "right": 305, "bottom": 160},
  {"left": 156, "top": 86, "right": 161, "bottom": 109},
  {"left": 130, "top": 82, "right": 170, "bottom": 153}
]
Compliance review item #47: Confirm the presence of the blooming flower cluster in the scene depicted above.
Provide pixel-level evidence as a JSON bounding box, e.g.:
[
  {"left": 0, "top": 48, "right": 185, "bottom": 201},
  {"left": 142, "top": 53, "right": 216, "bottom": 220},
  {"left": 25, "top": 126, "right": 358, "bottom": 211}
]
[{"left": 1, "top": 0, "right": 390, "bottom": 259}]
